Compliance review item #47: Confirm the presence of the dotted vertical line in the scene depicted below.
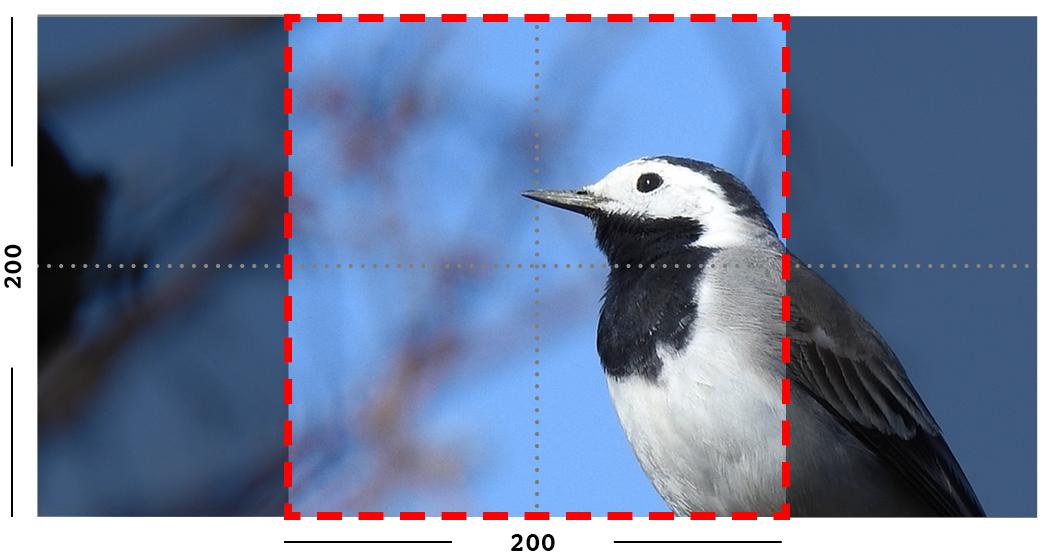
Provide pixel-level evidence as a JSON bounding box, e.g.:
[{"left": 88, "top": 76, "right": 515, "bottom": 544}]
[{"left": 531, "top": 19, "right": 542, "bottom": 514}]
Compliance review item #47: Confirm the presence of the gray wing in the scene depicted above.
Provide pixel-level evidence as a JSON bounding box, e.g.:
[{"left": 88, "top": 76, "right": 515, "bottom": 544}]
[{"left": 786, "top": 253, "right": 984, "bottom": 516}]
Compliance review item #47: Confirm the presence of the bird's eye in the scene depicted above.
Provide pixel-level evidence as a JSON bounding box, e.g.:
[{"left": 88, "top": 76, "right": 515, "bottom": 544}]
[{"left": 636, "top": 173, "right": 663, "bottom": 193}]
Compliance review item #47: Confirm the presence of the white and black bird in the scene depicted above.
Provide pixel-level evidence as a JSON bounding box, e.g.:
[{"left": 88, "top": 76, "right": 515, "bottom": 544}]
[{"left": 523, "top": 156, "right": 984, "bottom": 517}]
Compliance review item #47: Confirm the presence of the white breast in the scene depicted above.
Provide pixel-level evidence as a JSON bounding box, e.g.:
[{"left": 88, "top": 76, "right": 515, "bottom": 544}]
[{"left": 605, "top": 251, "right": 785, "bottom": 515}]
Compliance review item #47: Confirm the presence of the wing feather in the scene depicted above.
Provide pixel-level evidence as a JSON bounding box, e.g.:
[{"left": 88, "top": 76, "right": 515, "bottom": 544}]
[{"left": 786, "top": 253, "right": 984, "bottom": 516}]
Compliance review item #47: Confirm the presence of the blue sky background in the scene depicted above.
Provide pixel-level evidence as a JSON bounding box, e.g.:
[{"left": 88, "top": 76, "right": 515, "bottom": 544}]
[{"left": 32, "top": 16, "right": 1035, "bottom": 519}]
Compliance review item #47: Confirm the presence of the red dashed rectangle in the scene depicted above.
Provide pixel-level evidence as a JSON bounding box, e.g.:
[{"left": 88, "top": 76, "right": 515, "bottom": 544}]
[
  {"left": 782, "top": 212, "right": 790, "bottom": 238},
  {"left": 283, "top": 14, "right": 300, "bottom": 31},
  {"left": 279, "top": 9, "right": 793, "bottom": 525},
  {"left": 691, "top": 14, "right": 717, "bottom": 22},
  {"left": 782, "top": 337, "right": 791, "bottom": 362},
  {"left": 782, "top": 296, "right": 790, "bottom": 321},
  {"left": 782, "top": 254, "right": 790, "bottom": 280},
  {"left": 265, "top": 14, "right": 792, "bottom": 32},
  {"left": 782, "top": 379, "right": 790, "bottom": 405}
]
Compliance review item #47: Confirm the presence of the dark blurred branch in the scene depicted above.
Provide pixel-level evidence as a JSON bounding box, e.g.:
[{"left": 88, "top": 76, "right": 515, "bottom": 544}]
[{"left": 38, "top": 165, "right": 285, "bottom": 428}]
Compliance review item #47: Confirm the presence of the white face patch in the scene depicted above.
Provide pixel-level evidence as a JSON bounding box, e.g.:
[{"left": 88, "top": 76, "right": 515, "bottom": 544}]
[{"left": 584, "top": 158, "right": 768, "bottom": 249}]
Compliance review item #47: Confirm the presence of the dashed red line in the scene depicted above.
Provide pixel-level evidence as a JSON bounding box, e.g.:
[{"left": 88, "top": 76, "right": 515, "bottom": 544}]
[
  {"left": 318, "top": 511, "right": 342, "bottom": 520},
  {"left": 649, "top": 512, "right": 674, "bottom": 520},
  {"left": 525, "top": 512, "right": 549, "bottom": 520},
  {"left": 284, "top": 378, "right": 292, "bottom": 404},
  {"left": 782, "top": 421, "right": 791, "bottom": 446},
  {"left": 732, "top": 14, "right": 758, "bottom": 22},
  {"left": 566, "top": 511, "right": 591, "bottom": 520},
  {"left": 483, "top": 512, "right": 509, "bottom": 520},
  {"left": 483, "top": 14, "right": 508, "bottom": 22},
  {"left": 358, "top": 14, "right": 383, "bottom": 23},
  {"left": 608, "top": 511, "right": 632, "bottom": 520},
  {"left": 691, "top": 14, "right": 717, "bottom": 22},
  {"left": 690, "top": 511, "right": 717, "bottom": 520},
  {"left": 608, "top": 14, "right": 632, "bottom": 23},
  {"left": 782, "top": 213, "right": 790, "bottom": 238},
  {"left": 400, "top": 512, "right": 426, "bottom": 520},
  {"left": 525, "top": 14, "right": 550, "bottom": 22},
  {"left": 360, "top": 511, "right": 384, "bottom": 520},
  {"left": 781, "top": 171, "right": 790, "bottom": 197},
  {"left": 441, "top": 14, "right": 467, "bottom": 22},
  {"left": 566, "top": 14, "right": 591, "bottom": 22},
  {"left": 732, "top": 511, "right": 758, "bottom": 520},
  {"left": 441, "top": 512, "right": 467, "bottom": 520},
  {"left": 400, "top": 14, "right": 425, "bottom": 23},
  {"left": 317, "top": 14, "right": 342, "bottom": 23}
]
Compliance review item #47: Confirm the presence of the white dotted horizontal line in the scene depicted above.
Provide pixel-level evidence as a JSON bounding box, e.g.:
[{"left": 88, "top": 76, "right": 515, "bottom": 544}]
[
  {"left": 798, "top": 263, "right": 1030, "bottom": 269},
  {"left": 35, "top": 262, "right": 1034, "bottom": 269},
  {"left": 38, "top": 264, "right": 280, "bottom": 269}
]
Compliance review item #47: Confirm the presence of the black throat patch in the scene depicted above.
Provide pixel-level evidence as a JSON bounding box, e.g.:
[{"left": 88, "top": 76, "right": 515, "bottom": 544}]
[{"left": 593, "top": 212, "right": 715, "bottom": 381}]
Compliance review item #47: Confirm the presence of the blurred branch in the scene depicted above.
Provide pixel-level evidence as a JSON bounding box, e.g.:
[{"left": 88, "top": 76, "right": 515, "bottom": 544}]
[
  {"left": 39, "top": 18, "right": 273, "bottom": 106},
  {"left": 38, "top": 164, "right": 285, "bottom": 428}
]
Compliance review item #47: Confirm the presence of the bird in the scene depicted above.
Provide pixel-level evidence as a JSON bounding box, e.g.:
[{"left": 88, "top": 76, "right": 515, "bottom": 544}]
[{"left": 522, "top": 156, "right": 984, "bottom": 517}]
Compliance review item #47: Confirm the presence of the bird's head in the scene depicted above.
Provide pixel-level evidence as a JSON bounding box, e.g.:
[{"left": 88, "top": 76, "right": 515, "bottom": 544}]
[{"left": 523, "top": 156, "right": 777, "bottom": 256}]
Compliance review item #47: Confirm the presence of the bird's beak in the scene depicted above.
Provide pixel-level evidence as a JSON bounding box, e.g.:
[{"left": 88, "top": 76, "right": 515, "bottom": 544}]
[{"left": 521, "top": 188, "right": 603, "bottom": 217}]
